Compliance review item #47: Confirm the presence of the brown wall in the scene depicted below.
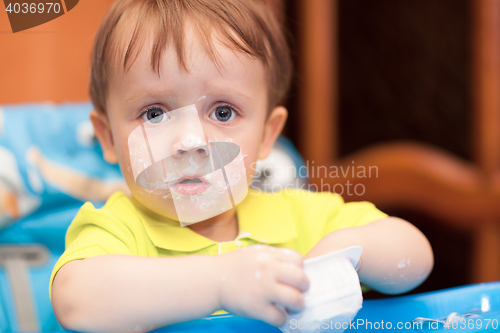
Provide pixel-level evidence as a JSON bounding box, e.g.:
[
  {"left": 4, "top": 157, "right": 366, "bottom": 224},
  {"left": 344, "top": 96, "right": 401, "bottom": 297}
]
[{"left": 0, "top": 1, "right": 114, "bottom": 104}]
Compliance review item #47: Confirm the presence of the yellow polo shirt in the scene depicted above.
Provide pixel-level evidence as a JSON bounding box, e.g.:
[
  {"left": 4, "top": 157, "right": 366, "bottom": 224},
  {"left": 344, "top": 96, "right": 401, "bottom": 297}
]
[{"left": 49, "top": 189, "right": 387, "bottom": 299}]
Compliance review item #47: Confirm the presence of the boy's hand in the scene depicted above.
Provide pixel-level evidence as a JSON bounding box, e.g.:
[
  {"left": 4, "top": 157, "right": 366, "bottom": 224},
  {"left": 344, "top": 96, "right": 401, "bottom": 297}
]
[{"left": 215, "top": 245, "right": 309, "bottom": 327}]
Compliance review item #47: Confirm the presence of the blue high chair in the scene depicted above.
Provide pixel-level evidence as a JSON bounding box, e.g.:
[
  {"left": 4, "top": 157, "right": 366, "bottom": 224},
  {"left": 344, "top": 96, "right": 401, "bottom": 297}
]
[
  {"left": 0, "top": 103, "right": 499, "bottom": 332},
  {"left": 0, "top": 103, "right": 124, "bottom": 332}
]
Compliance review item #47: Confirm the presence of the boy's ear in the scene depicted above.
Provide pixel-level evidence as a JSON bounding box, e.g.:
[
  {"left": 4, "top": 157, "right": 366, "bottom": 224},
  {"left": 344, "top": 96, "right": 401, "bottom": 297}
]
[
  {"left": 258, "top": 106, "right": 288, "bottom": 160},
  {"left": 90, "top": 109, "right": 119, "bottom": 164}
]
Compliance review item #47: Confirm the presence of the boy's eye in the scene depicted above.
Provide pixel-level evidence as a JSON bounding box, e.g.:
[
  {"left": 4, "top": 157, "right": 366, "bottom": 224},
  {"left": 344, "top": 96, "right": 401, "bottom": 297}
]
[
  {"left": 209, "top": 105, "right": 237, "bottom": 122},
  {"left": 142, "top": 107, "right": 170, "bottom": 124}
]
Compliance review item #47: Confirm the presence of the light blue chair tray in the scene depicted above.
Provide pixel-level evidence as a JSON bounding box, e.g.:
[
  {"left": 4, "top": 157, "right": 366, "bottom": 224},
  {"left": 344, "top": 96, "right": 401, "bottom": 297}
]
[
  {"left": 149, "top": 282, "right": 500, "bottom": 333},
  {"left": 9, "top": 281, "right": 499, "bottom": 332}
]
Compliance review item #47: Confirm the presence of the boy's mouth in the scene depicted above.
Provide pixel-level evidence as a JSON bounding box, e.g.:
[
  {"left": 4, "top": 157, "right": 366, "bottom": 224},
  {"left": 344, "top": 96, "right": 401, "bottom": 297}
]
[{"left": 169, "top": 176, "right": 210, "bottom": 196}]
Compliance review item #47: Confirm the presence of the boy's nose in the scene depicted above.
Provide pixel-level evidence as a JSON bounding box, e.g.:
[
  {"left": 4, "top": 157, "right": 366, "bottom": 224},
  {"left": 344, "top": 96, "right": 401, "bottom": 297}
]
[
  {"left": 171, "top": 140, "right": 209, "bottom": 159},
  {"left": 173, "top": 147, "right": 208, "bottom": 157}
]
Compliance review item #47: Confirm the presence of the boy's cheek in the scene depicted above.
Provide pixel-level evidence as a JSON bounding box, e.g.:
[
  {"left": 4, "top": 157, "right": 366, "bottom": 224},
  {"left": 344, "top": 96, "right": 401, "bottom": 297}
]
[
  {"left": 120, "top": 163, "right": 140, "bottom": 194},
  {"left": 115, "top": 146, "right": 137, "bottom": 186},
  {"left": 245, "top": 159, "right": 257, "bottom": 180}
]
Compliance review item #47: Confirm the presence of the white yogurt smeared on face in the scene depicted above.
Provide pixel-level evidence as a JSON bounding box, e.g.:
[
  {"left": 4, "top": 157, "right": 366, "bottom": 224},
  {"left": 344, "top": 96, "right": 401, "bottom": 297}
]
[{"left": 182, "top": 133, "right": 204, "bottom": 149}]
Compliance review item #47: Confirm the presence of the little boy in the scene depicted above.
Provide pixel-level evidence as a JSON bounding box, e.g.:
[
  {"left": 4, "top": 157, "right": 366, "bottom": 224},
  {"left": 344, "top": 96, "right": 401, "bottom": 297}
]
[{"left": 50, "top": 0, "right": 434, "bottom": 332}]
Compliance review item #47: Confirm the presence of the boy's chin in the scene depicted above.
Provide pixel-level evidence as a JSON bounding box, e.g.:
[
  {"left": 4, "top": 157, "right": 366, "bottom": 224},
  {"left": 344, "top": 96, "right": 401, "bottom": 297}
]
[
  {"left": 131, "top": 188, "right": 237, "bottom": 225},
  {"left": 132, "top": 191, "right": 178, "bottom": 218}
]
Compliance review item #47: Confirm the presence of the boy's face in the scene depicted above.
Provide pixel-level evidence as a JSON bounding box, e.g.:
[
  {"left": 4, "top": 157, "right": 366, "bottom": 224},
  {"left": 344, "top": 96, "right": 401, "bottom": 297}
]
[{"left": 91, "top": 28, "right": 287, "bottom": 223}]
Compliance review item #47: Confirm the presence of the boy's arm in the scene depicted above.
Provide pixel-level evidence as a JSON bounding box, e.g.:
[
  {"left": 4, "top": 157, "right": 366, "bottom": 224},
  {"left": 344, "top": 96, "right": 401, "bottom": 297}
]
[
  {"left": 52, "top": 255, "right": 220, "bottom": 333},
  {"left": 304, "top": 217, "right": 433, "bottom": 294},
  {"left": 52, "top": 246, "right": 309, "bottom": 333}
]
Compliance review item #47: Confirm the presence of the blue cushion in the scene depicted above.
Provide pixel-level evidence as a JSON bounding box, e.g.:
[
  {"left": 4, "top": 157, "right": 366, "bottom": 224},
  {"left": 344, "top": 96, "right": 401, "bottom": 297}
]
[{"left": 0, "top": 102, "right": 123, "bottom": 230}]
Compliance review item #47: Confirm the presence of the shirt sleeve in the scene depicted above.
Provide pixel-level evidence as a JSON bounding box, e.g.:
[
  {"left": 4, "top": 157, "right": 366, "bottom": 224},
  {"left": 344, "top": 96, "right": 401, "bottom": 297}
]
[
  {"left": 49, "top": 201, "right": 137, "bottom": 299},
  {"left": 324, "top": 199, "right": 388, "bottom": 234},
  {"left": 283, "top": 190, "right": 388, "bottom": 252}
]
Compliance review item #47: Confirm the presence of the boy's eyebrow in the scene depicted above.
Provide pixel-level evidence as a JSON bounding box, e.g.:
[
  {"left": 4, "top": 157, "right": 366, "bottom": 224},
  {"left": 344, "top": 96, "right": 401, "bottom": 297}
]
[
  {"left": 210, "top": 89, "right": 253, "bottom": 103},
  {"left": 125, "top": 88, "right": 253, "bottom": 104},
  {"left": 125, "top": 90, "right": 175, "bottom": 104}
]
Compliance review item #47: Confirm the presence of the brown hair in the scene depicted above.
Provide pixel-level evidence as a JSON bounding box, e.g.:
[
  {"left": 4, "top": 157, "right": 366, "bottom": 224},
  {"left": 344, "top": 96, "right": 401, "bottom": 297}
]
[{"left": 89, "top": 0, "right": 292, "bottom": 113}]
